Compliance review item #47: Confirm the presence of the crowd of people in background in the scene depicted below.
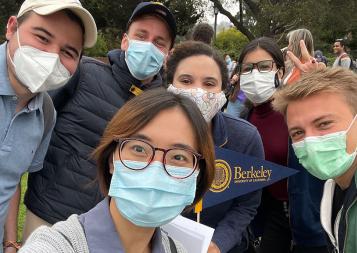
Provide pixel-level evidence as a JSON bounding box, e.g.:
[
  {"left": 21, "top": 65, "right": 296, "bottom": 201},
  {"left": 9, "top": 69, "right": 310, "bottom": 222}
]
[{"left": 1, "top": 1, "right": 356, "bottom": 253}]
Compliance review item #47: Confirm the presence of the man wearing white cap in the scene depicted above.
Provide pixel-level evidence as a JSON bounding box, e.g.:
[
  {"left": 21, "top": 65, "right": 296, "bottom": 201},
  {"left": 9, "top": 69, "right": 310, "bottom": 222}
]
[
  {"left": 0, "top": 0, "right": 97, "bottom": 252},
  {"left": 22, "top": 3, "right": 177, "bottom": 246}
]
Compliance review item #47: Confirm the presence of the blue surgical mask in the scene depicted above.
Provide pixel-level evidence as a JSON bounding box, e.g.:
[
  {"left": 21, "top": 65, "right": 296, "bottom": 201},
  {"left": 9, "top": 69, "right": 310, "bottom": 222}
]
[
  {"left": 109, "top": 160, "right": 198, "bottom": 227},
  {"left": 125, "top": 37, "right": 165, "bottom": 80}
]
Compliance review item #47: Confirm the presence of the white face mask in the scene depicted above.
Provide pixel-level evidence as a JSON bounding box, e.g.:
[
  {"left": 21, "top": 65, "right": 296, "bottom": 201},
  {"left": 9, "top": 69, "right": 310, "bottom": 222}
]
[
  {"left": 167, "top": 84, "right": 227, "bottom": 122},
  {"left": 8, "top": 29, "right": 71, "bottom": 93},
  {"left": 240, "top": 69, "right": 277, "bottom": 104}
]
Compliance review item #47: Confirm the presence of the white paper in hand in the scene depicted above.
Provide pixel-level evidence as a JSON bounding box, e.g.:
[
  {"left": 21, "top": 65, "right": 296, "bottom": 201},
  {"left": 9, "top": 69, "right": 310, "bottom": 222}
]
[{"left": 161, "top": 215, "right": 215, "bottom": 253}]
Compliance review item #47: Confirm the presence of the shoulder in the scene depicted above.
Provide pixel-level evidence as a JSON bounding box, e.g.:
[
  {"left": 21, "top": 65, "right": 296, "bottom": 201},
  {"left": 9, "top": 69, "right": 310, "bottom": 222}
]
[
  {"left": 218, "top": 112, "right": 264, "bottom": 158},
  {"left": 161, "top": 232, "right": 187, "bottom": 253},
  {"left": 340, "top": 53, "right": 351, "bottom": 60},
  {"left": 221, "top": 112, "right": 259, "bottom": 136},
  {"left": 20, "top": 215, "right": 89, "bottom": 253},
  {"left": 79, "top": 56, "right": 112, "bottom": 74}
]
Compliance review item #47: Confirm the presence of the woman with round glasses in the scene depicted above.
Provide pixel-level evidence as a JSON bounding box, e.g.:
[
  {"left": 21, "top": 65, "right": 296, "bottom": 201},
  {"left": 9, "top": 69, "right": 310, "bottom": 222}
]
[
  {"left": 19, "top": 88, "right": 216, "bottom": 253},
  {"left": 166, "top": 41, "right": 265, "bottom": 253},
  {"left": 238, "top": 37, "right": 328, "bottom": 253}
]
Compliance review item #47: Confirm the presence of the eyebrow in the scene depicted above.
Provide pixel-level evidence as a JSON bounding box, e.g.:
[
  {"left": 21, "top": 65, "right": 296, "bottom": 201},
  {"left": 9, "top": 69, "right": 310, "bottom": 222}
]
[
  {"left": 178, "top": 74, "right": 192, "bottom": 78},
  {"left": 135, "top": 29, "right": 168, "bottom": 43},
  {"left": 131, "top": 134, "right": 196, "bottom": 151},
  {"left": 204, "top": 77, "right": 218, "bottom": 82},
  {"left": 311, "top": 114, "right": 335, "bottom": 124},
  {"left": 32, "top": 27, "right": 80, "bottom": 57},
  {"left": 288, "top": 114, "right": 335, "bottom": 132},
  {"left": 33, "top": 27, "right": 54, "bottom": 38}
]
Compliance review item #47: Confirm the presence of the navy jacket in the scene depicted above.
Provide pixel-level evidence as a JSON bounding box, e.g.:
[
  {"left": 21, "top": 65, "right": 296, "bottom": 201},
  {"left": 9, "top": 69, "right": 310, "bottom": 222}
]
[
  {"left": 288, "top": 144, "right": 327, "bottom": 247},
  {"left": 25, "top": 50, "right": 163, "bottom": 223},
  {"left": 185, "top": 112, "right": 264, "bottom": 253}
]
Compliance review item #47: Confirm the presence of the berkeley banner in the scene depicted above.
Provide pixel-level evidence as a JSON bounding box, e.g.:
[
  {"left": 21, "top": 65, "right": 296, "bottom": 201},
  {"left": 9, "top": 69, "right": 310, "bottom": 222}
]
[{"left": 202, "top": 146, "right": 299, "bottom": 209}]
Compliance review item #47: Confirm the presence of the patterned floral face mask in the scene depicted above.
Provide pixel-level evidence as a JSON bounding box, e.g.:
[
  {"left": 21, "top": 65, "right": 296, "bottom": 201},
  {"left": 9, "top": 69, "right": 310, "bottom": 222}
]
[{"left": 167, "top": 84, "right": 227, "bottom": 122}]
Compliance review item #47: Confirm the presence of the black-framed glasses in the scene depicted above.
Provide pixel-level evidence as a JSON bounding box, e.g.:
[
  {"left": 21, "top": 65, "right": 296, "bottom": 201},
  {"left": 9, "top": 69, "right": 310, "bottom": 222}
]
[
  {"left": 240, "top": 60, "right": 275, "bottom": 75},
  {"left": 115, "top": 138, "right": 203, "bottom": 179}
]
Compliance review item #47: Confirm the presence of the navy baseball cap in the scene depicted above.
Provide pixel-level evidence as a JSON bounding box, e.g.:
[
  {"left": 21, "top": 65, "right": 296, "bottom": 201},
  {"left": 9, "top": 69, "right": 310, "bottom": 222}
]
[{"left": 127, "top": 2, "right": 176, "bottom": 46}]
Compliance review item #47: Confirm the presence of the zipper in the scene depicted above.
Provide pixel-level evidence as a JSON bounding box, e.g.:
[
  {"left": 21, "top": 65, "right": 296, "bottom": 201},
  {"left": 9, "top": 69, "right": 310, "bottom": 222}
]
[
  {"left": 321, "top": 181, "right": 339, "bottom": 251},
  {"left": 333, "top": 207, "right": 343, "bottom": 253},
  {"left": 219, "top": 137, "right": 228, "bottom": 148},
  {"left": 342, "top": 198, "right": 357, "bottom": 252}
]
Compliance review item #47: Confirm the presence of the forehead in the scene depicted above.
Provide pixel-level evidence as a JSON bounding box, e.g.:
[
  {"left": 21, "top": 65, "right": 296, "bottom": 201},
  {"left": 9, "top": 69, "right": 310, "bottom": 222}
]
[
  {"left": 334, "top": 42, "right": 342, "bottom": 46},
  {"left": 19, "top": 11, "right": 84, "bottom": 46},
  {"left": 175, "top": 55, "right": 222, "bottom": 77},
  {"left": 286, "top": 91, "right": 353, "bottom": 125},
  {"left": 128, "top": 15, "right": 171, "bottom": 41},
  {"left": 243, "top": 48, "right": 273, "bottom": 63},
  {"left": 136, "top": 107, "right": 197, "bottom": 149}
]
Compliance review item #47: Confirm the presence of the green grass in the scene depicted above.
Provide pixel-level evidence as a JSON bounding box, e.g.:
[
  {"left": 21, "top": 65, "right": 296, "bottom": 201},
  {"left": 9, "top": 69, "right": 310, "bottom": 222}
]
[{"left": 18, "top": 173, "right": 27, "bottom": 241}]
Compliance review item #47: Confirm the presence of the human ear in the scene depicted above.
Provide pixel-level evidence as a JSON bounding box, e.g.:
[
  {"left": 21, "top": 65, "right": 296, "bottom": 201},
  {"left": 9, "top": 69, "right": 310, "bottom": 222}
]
[
  {"left": 5, "top": 16, "right": 18, "bottom": 40},
  {"left": 120, "top": 33, "right": 129, "bottom": 51}
]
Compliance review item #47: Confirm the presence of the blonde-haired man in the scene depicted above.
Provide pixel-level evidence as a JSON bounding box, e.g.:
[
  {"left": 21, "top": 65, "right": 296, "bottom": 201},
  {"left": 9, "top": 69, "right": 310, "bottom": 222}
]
[{"left": 273, "top": 67, "right": 357, "bottom": 253}]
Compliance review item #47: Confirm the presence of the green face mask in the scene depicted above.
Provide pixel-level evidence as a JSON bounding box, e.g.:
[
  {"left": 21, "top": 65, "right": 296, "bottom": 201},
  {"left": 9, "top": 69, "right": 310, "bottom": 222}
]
[{"left": 292, "top": 115, "right": 357, "bottom": 180}]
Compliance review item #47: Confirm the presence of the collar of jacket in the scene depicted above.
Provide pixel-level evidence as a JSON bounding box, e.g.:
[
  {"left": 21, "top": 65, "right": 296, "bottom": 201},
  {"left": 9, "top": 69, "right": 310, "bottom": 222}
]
[
  {"left": 212, "top": 112, "right": 228, "bottom": 148},
  {"left": 321, "top": 173, "right": 357, "bottom": 253},
  {"left": 108, "top": 49, "right": 163, "bottom": 97}
]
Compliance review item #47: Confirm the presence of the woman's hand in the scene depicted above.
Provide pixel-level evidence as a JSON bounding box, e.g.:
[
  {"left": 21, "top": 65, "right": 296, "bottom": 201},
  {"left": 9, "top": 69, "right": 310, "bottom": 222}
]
[{"left": 287, "top": 40, "right": 326, "bottom": 73}]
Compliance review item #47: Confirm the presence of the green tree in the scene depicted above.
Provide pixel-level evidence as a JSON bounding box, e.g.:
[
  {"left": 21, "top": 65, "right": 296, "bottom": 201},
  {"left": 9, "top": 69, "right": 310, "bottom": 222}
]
[
  {"left": 0, "top": 0, "right": 204, "bottom": 53},
  {"left": 214, "top": 27, "right": 248, "bottom": 60},
  {"left": 0, "top": 0, "right": 22, "bottom": 41},
  {"left": 208, "top": 0, "right": 357, "bottom": 52}
]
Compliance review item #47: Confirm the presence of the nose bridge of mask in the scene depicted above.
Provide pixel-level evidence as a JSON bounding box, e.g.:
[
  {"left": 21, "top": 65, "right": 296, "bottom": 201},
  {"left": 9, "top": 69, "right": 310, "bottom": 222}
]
[
  {"left": 6, "top": 27, "right": 22, "bottom": 68},
  {"left": 127, "top": 36, "right": 165, "bottom": 58}
]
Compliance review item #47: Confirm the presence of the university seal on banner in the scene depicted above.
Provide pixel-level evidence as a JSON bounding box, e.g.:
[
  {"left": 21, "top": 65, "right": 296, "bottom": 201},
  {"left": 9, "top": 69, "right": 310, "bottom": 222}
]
[{"left": 210, "top": 159, "right": 231, "bottom": 192}]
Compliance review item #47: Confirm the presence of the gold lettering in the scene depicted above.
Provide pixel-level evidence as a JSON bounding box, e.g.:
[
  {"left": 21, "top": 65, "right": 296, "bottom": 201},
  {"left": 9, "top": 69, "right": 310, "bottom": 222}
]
[{"left": 234, "top": 166, "right": 242, "bottom": 180}]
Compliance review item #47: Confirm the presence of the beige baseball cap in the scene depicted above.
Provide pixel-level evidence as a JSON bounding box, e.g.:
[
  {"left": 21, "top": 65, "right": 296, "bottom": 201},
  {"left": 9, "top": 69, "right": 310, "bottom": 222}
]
[{"left": 17, "top": 0, "right": 97, "bottom": 48}]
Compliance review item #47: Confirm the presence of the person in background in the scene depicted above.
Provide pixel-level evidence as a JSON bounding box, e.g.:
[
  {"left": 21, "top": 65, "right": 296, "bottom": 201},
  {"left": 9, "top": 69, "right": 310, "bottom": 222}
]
[
  {"left": 238, "top": 37, "right": 327, "bottom": 253},
  {"left": 1, "top": 0, "right": 97, "bottom": 252},
  {"left": 332, "top": 39, "right": 353, "bottom": 69},
  {"left": 283, "top": 28, "right": 315, "bottom": 85},
  {"left": 273, "top": 68, "right": 357, "bottom": 253},
  {"left": 191, "top": 22, "right": 214, "bottom": 45},
  {"left": 226, "top": 66, "right": 246, "bottom": 119},
  {"left": 22, "top": 1, "right": 177, "bottom": 241},
  {"left": 19, "top": 88, "right": 216, "bottom": 253},
  {"left": 167, "top": 41, "right": 264, "bottom": 253},
  {"left": 225, "top": 54, "right": 236, "bottom": 78},
  {"left": 314, "top": 50, "right": 328, "bottom": 66}
]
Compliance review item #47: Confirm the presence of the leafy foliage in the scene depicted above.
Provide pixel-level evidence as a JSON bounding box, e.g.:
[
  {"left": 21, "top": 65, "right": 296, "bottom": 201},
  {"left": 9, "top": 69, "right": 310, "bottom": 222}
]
[
  {"left": 214, "top": 27, "right": 249, "bottom": 60},
  {"left": 209, "top": 0, "right": 357, "bottom": 57},
  {"left": 0, "top": 0, "right": 204, "bottom": 53}
]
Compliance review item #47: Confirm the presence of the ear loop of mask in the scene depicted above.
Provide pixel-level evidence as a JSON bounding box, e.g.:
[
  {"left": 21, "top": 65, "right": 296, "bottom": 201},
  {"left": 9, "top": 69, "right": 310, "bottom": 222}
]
[
  {"left": 6, "top": 24, "right": 21, "bottom": 68},
  {"left": 344, "top": 115, "right": 357, "bottom": 155}
]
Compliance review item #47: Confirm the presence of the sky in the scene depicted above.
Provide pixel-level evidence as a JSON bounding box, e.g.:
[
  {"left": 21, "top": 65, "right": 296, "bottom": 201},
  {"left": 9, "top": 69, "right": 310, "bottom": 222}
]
[{"left": 204, "top": 1, "right": 240, "bottom": 27}]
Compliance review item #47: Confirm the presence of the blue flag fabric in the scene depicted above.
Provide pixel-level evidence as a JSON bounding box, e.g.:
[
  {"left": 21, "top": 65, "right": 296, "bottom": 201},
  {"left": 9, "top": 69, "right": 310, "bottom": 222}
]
[{"left": 202, "top": 146, "right": 299, "bottom": 209}]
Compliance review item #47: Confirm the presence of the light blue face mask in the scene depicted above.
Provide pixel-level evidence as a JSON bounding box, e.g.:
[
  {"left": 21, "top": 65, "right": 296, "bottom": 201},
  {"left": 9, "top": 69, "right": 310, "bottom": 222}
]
[
  {"left": 109, "top": 160, "right": 198, "bottom": 227},
  {"left": 125, "top": 37, "right": 165, "bottom": 80}
]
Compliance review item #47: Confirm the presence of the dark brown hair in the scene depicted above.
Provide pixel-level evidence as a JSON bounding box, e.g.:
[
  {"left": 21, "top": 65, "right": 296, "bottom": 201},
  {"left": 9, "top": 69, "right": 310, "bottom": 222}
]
[
  {"left": 166, "top": 41, "right": 229, "bottom": 90},
  {"left": 92, "top": 88, "right": 216, "bottom": 206},
  {"left": 191, "top": 23, "right": 214, "bottom": 45}
]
